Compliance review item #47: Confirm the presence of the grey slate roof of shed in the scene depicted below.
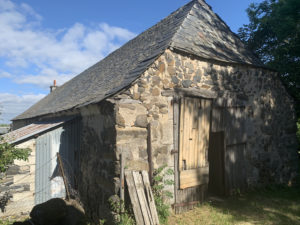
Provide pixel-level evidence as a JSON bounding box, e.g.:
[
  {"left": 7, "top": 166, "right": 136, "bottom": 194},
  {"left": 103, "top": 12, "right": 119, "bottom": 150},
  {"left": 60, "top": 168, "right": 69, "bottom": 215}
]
[{"left": 14, "top": 0, "right": 262, "bottom": 121}]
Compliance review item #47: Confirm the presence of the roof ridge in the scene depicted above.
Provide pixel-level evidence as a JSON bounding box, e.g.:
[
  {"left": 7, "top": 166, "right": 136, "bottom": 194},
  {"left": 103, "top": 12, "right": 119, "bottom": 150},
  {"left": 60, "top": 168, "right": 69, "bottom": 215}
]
[
  {"left": 169, "top": 0, "right": 263, "bottom": 66},
  {"left": 13, "top": 0, "right": 264, "bottom": 121},
  {"left": 167, "top": 0, "right": 197, "bottom": 48}
]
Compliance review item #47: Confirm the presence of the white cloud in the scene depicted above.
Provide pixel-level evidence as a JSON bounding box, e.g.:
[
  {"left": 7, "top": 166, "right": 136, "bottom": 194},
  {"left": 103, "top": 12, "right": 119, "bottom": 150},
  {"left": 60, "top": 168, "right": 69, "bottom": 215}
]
[
  {"left": 0, "top": 71, "right": 11, "bottom": 78},
  {"left": 0, "top": 93, "right": 45, "bottom": 123},
  {"left": 15, "top": 72, "right": 74, "bottom": 89},
  {"left": 0, "top": 0, "right": 136, "bottom": 122},
  {"left": 0, "top": 0, "right": 136, "bottom": 87}
]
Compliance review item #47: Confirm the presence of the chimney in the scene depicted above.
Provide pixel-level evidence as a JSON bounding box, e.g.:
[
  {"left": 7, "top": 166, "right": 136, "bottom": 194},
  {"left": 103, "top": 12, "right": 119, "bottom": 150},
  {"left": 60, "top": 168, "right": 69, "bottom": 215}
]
[{"left": 50, "top": 80, "right": 57, "bottom": 93}]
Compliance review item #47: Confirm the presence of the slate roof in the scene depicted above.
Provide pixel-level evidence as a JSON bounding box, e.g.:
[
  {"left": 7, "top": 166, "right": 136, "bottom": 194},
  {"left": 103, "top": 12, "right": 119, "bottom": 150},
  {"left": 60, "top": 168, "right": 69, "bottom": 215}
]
[{"left": 14, "top": 0, "right": 262, "bottom": 121}]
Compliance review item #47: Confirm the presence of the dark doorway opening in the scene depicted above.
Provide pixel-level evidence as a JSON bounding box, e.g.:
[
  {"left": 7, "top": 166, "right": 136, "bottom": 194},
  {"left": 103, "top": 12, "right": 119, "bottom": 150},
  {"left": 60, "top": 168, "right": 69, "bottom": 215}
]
[{"left": 208, "top": 131, "right": 226, "bottom": 196}]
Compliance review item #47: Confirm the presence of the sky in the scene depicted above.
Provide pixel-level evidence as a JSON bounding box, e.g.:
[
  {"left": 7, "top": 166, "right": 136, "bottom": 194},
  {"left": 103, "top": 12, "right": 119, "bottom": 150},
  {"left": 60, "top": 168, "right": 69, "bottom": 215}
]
[{"left": 0, "top": 0, "right": 262, "bottom": 124}]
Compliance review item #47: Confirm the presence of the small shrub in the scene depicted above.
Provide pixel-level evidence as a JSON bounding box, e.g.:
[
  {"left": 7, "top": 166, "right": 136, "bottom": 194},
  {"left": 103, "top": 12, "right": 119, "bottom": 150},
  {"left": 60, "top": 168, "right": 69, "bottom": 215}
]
[
  {"left": 0, "top": 136, "right": 31, "bottom": 173},
  {"left": 0, "top": 219, "right": 14, "bottom": 225},
  {"left": 109, "top": 195, "right": 135, "bottom": 225},
  {"left": 152, "top": 165, "right": 174, "bottom": 224}
]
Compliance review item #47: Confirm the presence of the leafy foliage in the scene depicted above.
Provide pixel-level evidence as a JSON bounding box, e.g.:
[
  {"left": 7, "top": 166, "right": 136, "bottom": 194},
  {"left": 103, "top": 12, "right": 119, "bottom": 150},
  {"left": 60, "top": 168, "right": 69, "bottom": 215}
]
[
  {"left": 108, "top": 195, "right": 135, "bottom": 225},
  {"left": 152, "top": 165, "right": 174, "bottom": 224},
  {"left": 0, "top": 136, "right": 31, "bottom": 172},
  {"left": 238, "top": 0, "right": 300, "bottom": 115}
]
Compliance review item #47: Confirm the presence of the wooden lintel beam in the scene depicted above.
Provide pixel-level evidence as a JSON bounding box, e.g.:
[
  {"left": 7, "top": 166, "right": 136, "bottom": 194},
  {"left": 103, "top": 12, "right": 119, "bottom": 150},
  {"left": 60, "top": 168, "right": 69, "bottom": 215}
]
[{"left": 162, "top": 88, "right": 217, "bottom": 99}]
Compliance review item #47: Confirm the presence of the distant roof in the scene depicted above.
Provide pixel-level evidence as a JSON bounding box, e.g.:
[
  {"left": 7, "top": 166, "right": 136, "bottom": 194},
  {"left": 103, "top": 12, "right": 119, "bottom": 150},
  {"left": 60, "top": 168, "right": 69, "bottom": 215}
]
[
  {"left": 14, "top": 0, "right": 262, "bottom": 121},
  {"left": 2, "top": 118, "right": 74, "bottom": 144},
  {"left": 0, "top": 127, "right": 10, "bottom": 135}
]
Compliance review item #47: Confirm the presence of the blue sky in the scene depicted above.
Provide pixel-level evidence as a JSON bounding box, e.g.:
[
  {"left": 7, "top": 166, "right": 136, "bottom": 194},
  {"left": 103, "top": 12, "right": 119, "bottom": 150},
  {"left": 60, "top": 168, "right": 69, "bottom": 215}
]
[{"left": 0, "top": 0, "right": 261, "bottom": 124}]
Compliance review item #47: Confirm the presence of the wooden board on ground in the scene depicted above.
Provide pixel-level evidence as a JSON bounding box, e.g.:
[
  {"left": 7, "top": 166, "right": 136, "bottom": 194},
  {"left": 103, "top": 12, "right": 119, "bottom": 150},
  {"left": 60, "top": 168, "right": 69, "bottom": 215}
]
[{"left": 125, "top": 170, "right": 160, "bottom": 225}]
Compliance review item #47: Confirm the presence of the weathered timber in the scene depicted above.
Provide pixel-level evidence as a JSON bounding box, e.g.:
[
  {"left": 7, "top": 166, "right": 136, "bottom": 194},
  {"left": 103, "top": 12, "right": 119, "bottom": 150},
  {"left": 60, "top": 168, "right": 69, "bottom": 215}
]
[
  {"left": 132, "top": 171, "right": 152, "bottom": 225},
  {"left": 173, "top": 96, "right": 180, "bottom": 212},
  {"left": 179, "top": 167, "right": 209, "bottom": 189},
  {"left": 162, "top": 88, "right": 217, "bottom": 99},
  {"left": 125, "top": 171, "right": 144, "bottom": 225},
  {"left": 141, "top": 171, "right": 160, "bottom": 225},
  {"left": 126, "top": 171, "right": 159, "bottom": 225}
]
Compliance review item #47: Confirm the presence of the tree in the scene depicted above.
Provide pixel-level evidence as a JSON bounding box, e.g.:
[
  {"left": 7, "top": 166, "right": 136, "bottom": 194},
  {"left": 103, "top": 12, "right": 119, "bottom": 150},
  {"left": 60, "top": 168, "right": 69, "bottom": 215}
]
[
  {"left": 0, "top": 104, "right": 30, "bottom": 173},
  {"left": 0, "top": 137, "right": 31, "bottom": 172},
  {"left": 238, "top": 0, "right": 300, "bottom": 114}
]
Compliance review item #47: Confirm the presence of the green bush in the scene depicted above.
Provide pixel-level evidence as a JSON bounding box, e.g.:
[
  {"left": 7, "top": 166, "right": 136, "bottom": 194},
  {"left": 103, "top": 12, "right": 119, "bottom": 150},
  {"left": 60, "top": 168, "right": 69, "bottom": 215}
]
[
  {"left": 0, "top": 136, "right": 31, "bottom": 173},
  {"left": 152, "top": 165, "right": 174, "bottom": 224},
  {"left": 108, "top": 195, "right": 135, "bottom": 225}
]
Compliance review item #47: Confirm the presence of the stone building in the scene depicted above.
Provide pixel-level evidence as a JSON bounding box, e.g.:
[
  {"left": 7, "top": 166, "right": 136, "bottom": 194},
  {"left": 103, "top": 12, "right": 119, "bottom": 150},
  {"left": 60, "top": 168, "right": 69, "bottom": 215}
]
[{"left": 9, "top": 0, "right": 298, "bottom": 221}]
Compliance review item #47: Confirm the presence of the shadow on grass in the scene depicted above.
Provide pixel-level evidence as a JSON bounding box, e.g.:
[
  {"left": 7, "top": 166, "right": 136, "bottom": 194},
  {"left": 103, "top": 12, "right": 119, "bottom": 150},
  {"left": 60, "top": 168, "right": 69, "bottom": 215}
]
[{"left": 207, "top": 186, "right": 300, "bottom": 225}]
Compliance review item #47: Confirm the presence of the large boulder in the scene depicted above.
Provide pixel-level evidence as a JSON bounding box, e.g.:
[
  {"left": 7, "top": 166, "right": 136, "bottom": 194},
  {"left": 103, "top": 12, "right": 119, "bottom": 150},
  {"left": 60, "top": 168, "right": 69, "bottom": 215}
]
[
  {"left": 30, "top": 198, "right": 67, "bottom": 225},
  {"left": 61, "top": 199, "right": 86, "bottom": 225},
  {"left": 13, "top": 198, "right": 86, "bottom": 225}
]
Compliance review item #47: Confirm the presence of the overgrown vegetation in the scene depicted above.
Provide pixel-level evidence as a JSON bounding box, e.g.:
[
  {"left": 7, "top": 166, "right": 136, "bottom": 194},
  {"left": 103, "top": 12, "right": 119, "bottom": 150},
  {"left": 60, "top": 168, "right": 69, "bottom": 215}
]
[
  {"left": 152, "top": 165, "right": 174, "bottom": 224},
  {"left": 168, "top": 186, "right": 300, "bottom": 225},
  {"left": 106, "top": 166, "right": 175, "bottom": 225},
  {"left": 0, "top": 219, "right": 13, "bottom": 225},
  {"left": 0, "top": 136, "right": 31, "bottom": 173},
  {"left": 238, "top": 0, "right": 300, "bottom": 148},
  {"left": 109, "top": 196, "right": 135, "bottom": 225}
]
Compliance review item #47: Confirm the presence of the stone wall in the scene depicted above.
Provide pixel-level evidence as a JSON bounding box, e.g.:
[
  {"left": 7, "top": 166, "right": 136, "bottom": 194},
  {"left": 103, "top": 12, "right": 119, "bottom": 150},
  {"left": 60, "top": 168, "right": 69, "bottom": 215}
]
[
  {"left": 0, "top": 139, "right": 36, "bottom": 217},
  {"left": 113, "top": 48, "right": 298, "bottom": 201},
  {"left": 78, "top": 102, "right": 117, "bottom": 223},
  {"left": 114, "top": 87, "right": 175, "bottom": 203}
]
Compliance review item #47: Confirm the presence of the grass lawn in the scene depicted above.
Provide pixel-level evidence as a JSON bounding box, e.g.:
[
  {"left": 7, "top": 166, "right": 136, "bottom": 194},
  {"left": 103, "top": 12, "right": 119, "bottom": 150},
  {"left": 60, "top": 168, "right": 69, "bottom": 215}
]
[{"left": 167, "top": 186, "right": 300, "bottom": 225}]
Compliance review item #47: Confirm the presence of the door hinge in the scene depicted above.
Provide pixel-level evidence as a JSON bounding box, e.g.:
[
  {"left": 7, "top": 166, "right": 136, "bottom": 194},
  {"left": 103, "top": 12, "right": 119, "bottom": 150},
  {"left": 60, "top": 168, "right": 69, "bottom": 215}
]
[{"left": 171, "top": 149, "right": 178, "bottom": 154}]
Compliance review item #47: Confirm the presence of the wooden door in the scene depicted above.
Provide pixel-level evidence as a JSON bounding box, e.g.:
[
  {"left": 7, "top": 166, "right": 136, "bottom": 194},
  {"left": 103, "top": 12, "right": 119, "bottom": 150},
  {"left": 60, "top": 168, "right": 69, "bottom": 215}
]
[
  {"left": 179, "top": 98, "right": 211, "bottom": 189},
  {"left": 210, "top": 105, "right": 247, "bottom": 195},
  {"left": 208, "top": 131, "right": 225, "bottom": 196}
]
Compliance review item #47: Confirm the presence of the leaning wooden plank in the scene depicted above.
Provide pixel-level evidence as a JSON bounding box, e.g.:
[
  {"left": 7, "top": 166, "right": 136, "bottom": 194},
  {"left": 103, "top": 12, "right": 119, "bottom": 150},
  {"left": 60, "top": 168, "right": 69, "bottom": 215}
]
[
  {"left": 141, "top": 171, "right": 160, "bottom": 225},
  {"left": 180, "top": 167, "right": 209, "bottom": 189},
  {"left": 125, "top": 171, "right": 144, "bottom": 225},
  {"left": 132, "top": 171, "right": 152, "bottom": 225}
]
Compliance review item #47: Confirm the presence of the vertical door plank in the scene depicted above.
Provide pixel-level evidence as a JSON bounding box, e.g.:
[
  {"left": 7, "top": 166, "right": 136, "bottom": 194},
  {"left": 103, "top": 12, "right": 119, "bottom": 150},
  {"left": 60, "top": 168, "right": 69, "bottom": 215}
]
[
  {"left": 173, "top": 97, "right": 180, "bottom": 208},
  {"left": 191, "top": 98, "right": 197, "bottom": 169},
  {"left": 179, "top": 98, "right": 184, "bottom": 171},
  {"left": 183, "top": 99, "right": 189, "bottom": 170}
]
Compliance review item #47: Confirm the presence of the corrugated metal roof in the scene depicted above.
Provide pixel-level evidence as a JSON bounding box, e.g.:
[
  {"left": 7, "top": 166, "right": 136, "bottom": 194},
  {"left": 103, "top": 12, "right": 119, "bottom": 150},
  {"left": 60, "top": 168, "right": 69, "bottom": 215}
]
[{"left": 2, "top": 118, "right": 75, "bottom": 144}]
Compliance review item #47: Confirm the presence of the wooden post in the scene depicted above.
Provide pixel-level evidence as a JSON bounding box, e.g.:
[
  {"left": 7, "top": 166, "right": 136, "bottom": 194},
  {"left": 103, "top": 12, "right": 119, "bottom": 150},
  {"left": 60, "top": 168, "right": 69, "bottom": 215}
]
[
  {"left": 120, "top": 153, "right": 125, "bottom": 222},
  {"left": 173, "top": 96, "right": 180, "bottom": 213},
  {"left": 120, "top": 153, "right": 125, "bottom": 202},
  {"left": 57, "top": 152, "right": 70, "bottom": 200},
  {"left": 147, "top": 123, "right": 153, "bottom": 185}
]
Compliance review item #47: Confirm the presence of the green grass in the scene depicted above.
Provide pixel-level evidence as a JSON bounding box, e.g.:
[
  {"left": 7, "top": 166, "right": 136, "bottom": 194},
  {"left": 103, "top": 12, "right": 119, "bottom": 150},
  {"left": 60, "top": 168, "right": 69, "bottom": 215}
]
[
  {"left": 168, "top": 186, "right": 300, "bottom": 225},
  {"left": 0, "top": 219, "right": 14, "bottom": 225}
]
